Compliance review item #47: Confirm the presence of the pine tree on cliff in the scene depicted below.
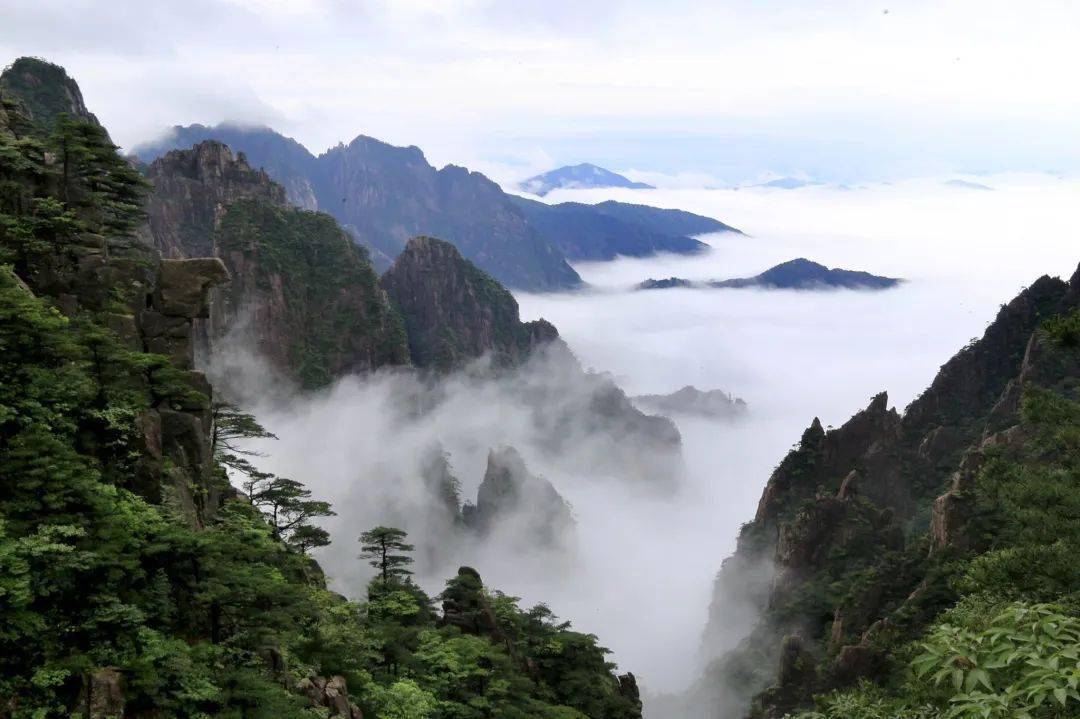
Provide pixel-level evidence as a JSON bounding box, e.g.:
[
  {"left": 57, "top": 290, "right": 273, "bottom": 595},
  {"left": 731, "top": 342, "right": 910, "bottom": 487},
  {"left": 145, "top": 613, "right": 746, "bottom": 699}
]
[{"left": 359, "top": 526, "right": 415, "bottom": 583}]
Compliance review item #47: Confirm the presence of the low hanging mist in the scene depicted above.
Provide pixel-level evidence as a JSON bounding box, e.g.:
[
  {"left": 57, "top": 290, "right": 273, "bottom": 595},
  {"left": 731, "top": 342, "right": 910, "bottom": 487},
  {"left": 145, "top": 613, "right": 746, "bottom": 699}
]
[{"left": 213, "top": 174, "right": 1080, "bottom": 708}]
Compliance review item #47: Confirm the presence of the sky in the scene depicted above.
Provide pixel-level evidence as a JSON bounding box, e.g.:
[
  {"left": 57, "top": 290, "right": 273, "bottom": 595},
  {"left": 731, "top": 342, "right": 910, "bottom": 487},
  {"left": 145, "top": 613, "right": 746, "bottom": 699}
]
[{"left": 2, "top": 0, "right": 1080, "bottom": 183}]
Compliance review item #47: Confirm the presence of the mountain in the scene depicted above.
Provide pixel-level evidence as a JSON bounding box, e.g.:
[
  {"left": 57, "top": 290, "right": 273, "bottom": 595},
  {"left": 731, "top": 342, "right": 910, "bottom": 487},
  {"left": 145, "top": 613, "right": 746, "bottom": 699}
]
[
  {"left": 0, "top": 56, "right": 645, "bottom": 719},
  {"left": 520, "top": 162, "right": 654, "bottom": 196},
  {"left": 637, "top": 277, "right": 697, "bottom": 290},
  {"left": 381, "top": 235, "right": 557, "bottom": 370},
  {"left": 135, "top": 124, "right": 582, "bottom": 290},
  {"left": 676, "top": 262, "right": 1080, "bottom": 718},
  {"left": 508, "top": 196, "right": 737, "bottom": 261},
  {"left": 143, "top": 140, "right": 410, "bottom": 388},
  {"left": 945, "top": 178, "right": 994, "bottom": 191},
  {"left": 752, "top": 177, "right": 823, "bottom": 189},
  {"left": 0, "top": 56, "right": 101, "bottom": 132},
  {"left": 710, "top": 258, "right": 901, "bottom": 289},
  {"left": 462, "top": 446, "right": 575, "bottom": 548},
  {"left": 633, "top": 386, "right": 748, "bottom": 419}
]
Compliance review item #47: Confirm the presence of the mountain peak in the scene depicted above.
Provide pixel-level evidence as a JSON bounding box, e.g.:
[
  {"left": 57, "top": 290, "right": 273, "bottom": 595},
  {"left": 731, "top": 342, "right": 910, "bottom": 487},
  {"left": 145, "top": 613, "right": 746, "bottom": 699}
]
[
  {"left": 520, "top": 163, "right": 654, "bottom": 196},
  {"left": 0, "top": 56, "right": 100, "bottom": 131}
]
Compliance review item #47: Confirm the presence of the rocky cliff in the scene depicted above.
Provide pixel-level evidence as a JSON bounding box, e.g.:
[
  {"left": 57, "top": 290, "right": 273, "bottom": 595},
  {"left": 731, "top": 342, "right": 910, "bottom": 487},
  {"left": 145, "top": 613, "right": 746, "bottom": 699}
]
[
  {"left": 687, "top": 264, "right": 1080, "bottom": 718},
  {"left": 380, "top": 236, "right": 554, "bottom": 370},
  {"left": 143, "top": 141, "right": 409, "bottom": 387}
]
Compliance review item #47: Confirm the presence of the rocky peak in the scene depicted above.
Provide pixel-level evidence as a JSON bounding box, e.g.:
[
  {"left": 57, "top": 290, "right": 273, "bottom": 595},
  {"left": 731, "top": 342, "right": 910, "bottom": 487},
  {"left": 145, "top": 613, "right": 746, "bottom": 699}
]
[
  {"left": 144, "top": 141, "right": 285, "bottom": 258},
  {"left": 381, "top": 236, "right": 551, "bottom": 371},
  {"left": 0, "top": 56, "right": 100, "bottom": 131},
  {"left": 463, "top": 446, "right": 574, "bottom": 548}
]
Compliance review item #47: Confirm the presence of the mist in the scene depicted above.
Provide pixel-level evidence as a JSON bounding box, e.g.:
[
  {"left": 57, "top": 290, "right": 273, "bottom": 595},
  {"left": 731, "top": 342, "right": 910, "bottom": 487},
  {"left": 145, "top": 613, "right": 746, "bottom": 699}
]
[{"left": 210, "top": 174, "right": 1078, "bottom": 712}]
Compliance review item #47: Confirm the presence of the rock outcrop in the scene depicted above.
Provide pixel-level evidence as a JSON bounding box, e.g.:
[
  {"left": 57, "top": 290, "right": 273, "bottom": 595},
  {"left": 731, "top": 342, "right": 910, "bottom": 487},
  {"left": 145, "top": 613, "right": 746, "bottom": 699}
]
[
  {"left": 463, "top": 446, "right": 574, "bottom": 548},
  {"left": 380, "top": 236, "right": 552, "bottom": 371},
  {"left": 297, "top": 675, "right": 363, "bottom": 718}
]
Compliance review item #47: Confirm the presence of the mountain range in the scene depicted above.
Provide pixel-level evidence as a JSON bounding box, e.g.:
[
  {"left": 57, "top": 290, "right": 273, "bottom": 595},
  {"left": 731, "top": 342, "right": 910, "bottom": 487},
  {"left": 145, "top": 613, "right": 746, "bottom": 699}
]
[
  {"left": 519, "top": 162, "right": 654, "bottom": 196},
  {"left": 134, "top": 126, "right": 735, "bottom": 289}
]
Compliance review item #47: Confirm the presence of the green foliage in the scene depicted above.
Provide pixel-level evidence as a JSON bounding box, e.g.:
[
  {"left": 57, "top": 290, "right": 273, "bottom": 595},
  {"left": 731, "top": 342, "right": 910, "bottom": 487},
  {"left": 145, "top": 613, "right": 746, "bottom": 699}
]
[
  {"left": 215, "top": 199, "right": 409, "bottom": 387},
  {"left": 360, "top": 526, "right": 416, "bottom": 583},
  {"left": 911, "top": 602, "right": 1080, "bottom": 718}
]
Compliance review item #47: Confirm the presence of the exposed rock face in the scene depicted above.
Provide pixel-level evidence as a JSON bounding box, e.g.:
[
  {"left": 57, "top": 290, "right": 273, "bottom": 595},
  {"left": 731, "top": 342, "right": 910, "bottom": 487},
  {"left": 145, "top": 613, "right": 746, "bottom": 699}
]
[
  {"left": 0, "top": 57, "right": 101, "bottom": 131},
  {"left": 463, "top": 446, "right": 574, "bottom": 548},
  {"left": 143, "top": 140, "right": 285, "bottom": 258},
  {"left": 75, "top": 667, "right": 126, "bottom": 719},
  {"left": 297, "top": 676, "right": 363, "bottom": 718},
  {"left": 135, "top": 125, "right": 582, "bottom": 290},
  {"left": 633, "top": 385, "right": 748, "bottom": 419},
  {"left": 381, "top": 236, "right": 546, "bottom": 370},
  {"left": 143, "top": 141, "right": 409, "bottom": 387}
]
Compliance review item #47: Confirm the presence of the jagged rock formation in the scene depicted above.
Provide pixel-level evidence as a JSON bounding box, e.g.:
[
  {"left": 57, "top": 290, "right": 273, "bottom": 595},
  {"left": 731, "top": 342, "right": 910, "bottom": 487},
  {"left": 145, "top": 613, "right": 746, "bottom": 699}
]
[
  {"left": 710, "top": 258, "right": 901, "bottom": 290},
  {"left": 143, "top": 141, "right": 409, "bottom": 387},
  {"left": 687, "top": 263, "right": 1080, "bottom": 718},
  {"left": 135, "top": 125, "right": 582, "bottom": 290},
  {"left": 0, "top": 56, "right": 101, "bottom": 131},
  {"left": 520, "top": 163, "right": 654, "bottom": 196},
  {"left": 634, "top": 385, "right": 748, "bottom": 419},
  {"left": 142, "top": 140, "right": 286, "bottom": 258},
  {"left": 380, "top": 236, "right": 554, "bottom": 370},
  {"left": 508, "top": 196, "right": 738, "bottom": 261},
  {"left": 462, "top": 446, "right": 574, "bottom": 548}
]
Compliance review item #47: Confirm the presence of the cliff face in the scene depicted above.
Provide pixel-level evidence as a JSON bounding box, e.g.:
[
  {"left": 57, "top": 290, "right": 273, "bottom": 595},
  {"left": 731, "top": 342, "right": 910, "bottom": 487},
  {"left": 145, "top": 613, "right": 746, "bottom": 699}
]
[
  {"left": 690, "top": 265, "right": 1080, "bottom": 718},
  {"left": 143, "top": 141, "right": 409, "bottom": 388},
  {"left": 143, "top": 140, "right": 286, "bottom": 258},
  {"left": 380, "top": 236, "right": 543, "bottom": 370}
]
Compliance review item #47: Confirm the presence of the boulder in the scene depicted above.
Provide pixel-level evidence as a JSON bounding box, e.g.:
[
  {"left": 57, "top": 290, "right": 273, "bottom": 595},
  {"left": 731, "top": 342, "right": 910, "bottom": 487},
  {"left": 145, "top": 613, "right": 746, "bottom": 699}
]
[{"left": 155, "top": 258, "right": 229, "bottom": 318}]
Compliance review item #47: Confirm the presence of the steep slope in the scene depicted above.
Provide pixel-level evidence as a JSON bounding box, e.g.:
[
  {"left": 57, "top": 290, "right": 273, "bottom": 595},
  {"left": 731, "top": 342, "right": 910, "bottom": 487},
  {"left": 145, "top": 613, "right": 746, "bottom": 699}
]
[
  {"left": 520, "top": 162, "right": 654, "bottom": 195},
  {"left": 685, "top": 263, "right": 1079, "bottom": 718},
  {"left": 143, "top": 141, "right": 409, "bottom": 387},
  {"left": 135, "top": 126, "right": 582, "bottom": 290}
]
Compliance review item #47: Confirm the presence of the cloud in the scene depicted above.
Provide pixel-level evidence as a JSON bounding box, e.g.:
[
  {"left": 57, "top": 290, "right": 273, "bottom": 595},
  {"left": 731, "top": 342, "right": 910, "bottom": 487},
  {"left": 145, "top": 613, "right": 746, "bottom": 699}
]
[{"left": 4, "top": 1, "right": 1080, "bottom": 178}]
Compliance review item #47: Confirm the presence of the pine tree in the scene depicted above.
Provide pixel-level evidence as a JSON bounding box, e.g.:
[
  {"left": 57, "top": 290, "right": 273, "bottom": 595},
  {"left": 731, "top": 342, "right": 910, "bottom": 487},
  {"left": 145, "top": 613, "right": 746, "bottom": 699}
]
[{"left": 359, "top": 526, "right": 415, "bottom": 583}]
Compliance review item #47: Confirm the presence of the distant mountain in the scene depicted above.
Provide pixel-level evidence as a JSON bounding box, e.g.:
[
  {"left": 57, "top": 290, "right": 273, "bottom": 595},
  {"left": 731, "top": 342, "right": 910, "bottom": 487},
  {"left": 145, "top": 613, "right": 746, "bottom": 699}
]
[
  {"left": 509, "top": 197, "right": 738, "bottom": 261},
  {"left": 634, "top": 386, "right": 748, "bottom": 419},
  {"left": 945, "top": 179, "right": 994, "bottom": 191},
  {"left": 636, "top": 259, "right": 901, "bottom": 291},
  {"left": 711, "top": 258, "right": 901, "bottom": 289},
  {"left": 637, "top": 277, "right": 696, "bottom": 290},
  {"left": 135, "top": 125, "right": 582, "bottom": 291},
  {"left": 520, "top": 163, "right": 654, "bottom": 196},
  {"left": 753, "top": 177, "right": 823, "bottom": 190}
]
